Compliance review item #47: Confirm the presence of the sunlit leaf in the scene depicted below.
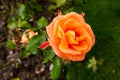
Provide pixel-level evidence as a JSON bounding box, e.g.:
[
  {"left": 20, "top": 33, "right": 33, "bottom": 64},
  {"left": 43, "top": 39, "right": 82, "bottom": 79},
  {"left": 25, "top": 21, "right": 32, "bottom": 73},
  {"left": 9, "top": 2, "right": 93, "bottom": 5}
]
[
  {"left": 42, "top": 49, "right": 55, "bottom": 63},
  {"left": 49, "top": 0, "right": 66, "bottom": 7},
  {"left": 50, "top": 57, "right": 62, "bottom": 80},
  {"left": 36, "top": 17, "right": 48, "bottom": 28},
  {"left": 56, "top": 0, "right": 66, "bottom": 7},
  {"left": 17, "top": 4, "right": 26, "bottom": 20},
  {"left": 26, "top": 32, "right": 46, "bottom": 54},
  {"left": 18, "top": 20, "right": 31, "bottom": 29},
  {"left": 48, "top": 0, "right": 66, "bottom": 10},
  {"left": 7, "top": 22, "right": 17, "bottom": 29},
  {"left": 6, "top": 40, "right": 16, "bottom": 49},
  {"left": 12, "top": 78, "right": 20, "bottom": 80},
  {"left": 48, "top": 4, "right": 57, "bottom": 11},
  {"left": 7, "top": 17, "right": 17, "bottom": 29}
]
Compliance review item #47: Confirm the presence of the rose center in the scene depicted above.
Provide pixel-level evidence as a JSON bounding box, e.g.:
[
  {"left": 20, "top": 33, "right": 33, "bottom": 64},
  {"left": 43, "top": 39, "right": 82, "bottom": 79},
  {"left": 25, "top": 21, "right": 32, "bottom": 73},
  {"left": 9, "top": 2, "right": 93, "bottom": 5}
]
[
  {"left": 65, "top": 30, "right": 79, "bottom": 45},
  {"left": 65, "top": 29, "right": 88, "bottom": 50}
]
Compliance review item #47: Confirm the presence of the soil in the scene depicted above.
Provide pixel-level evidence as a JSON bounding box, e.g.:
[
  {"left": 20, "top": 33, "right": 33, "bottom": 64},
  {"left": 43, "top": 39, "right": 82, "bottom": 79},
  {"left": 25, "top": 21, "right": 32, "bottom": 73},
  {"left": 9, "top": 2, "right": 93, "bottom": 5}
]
[{"left": 0, "top": 0, "right": 65, "bottom": 80}]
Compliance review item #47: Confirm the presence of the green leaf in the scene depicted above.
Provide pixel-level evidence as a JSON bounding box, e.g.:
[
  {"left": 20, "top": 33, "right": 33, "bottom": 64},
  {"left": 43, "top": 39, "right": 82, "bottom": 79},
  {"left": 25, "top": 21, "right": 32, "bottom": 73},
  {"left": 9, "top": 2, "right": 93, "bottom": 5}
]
[
  {"left": 56, "top": 0, "right": 66, "bottom": 7},
  {"left": 7, "top": 22, "right": 17, "bottom": 29},
  {"left": 28, "top": 0, "right": 42, "bottom": 12},
  {"left": 7, "top": 17, "right": 16, "bottom": 23},
  {"left": 50, "top": 57, "right": 62, "bottom": 80},
  {"left": 36, "top": 17, "right": 48, "bottom": 28},
  {"left": 18, "top": 20, "right": 31, "bottom": 29},
  {"left": 72, "top": 0, "right": 83, "bottom": 6},
  {"left": 6, "top": 40, "right": 16, "bottom": 49},
  {"left": 26, "top": 32, "right": 46, "bottom": 54},
  {"left": 63, "top": 7, "right": 74, "bottom": 14},
  {"left": 42, "top": 49, "right": 55, "bottom": 63},
  {"left": 48, "top": 4, "right": 57, "bottom": 11},
  {"left": 12, "top": 78, "right": 20, "bottom": 80},
  {"left": 66, "top": 63, "right": 77, "bottom": 80},
  {"left": 29, "top": 0, "right": 37, "bottom": 3},
  {"left": 7, "top": 17, "right": 17, "bottom": 29},
  {"left": 48, "top": 0, "right": 66, "bottom": 10},
  {"left": 31, "top": 4, "right": 42, "bottom": 12},
  {"left": 87, "top": 57, "right": 97, "bottom": 72},
  {"left": 19, "top": 49, "right": 31, "bottom": 58},
  {"left": 17, "top": 4, "right": 26, "bottom": 20}
]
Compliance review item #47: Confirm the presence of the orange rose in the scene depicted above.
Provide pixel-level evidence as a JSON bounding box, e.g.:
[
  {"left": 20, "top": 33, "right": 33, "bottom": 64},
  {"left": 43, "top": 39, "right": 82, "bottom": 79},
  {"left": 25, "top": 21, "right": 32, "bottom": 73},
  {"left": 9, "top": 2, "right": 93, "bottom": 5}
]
[{"left": 46, "top": 12, "right": 95, "bottom": 61}]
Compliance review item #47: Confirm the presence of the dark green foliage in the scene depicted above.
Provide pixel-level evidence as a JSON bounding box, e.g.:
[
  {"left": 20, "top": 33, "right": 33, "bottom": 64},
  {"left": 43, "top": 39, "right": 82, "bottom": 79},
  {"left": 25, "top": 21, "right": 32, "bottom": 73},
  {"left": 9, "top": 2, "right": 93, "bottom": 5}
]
[
  {"left": 6, "top": 40, "right": 16, "bottom": 49},
  {"left": 26, "top": 32, "right": 46, "bottom": 54},
  {"left": 69, "top": 0, "right": 120, "bottom": 80},
  {"left": 42, "top": 49, "right": 55, "bottom": 63},
  {"left": 17, "top": 4, "right": 27, "bottom": 20},
  {"left": 50, "top": 57, "right": 63, "bottom": 80},
  {"left": 66, "top": 63, "right": 77, "bottom": 80},
  {"left": 36, "top": 17, "right": 48, "bottom": 29}
]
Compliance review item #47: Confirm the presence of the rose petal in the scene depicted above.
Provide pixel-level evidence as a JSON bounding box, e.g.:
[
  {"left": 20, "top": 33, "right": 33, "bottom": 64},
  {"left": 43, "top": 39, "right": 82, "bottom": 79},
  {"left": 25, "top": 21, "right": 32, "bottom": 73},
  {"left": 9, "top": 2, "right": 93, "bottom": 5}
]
[
  {"left": 54, "top": 16, "right": 66, "bottom": 36},
  {"left": 64, "top": 53, "right": 86, "bottom": 61},
  {"left": 71, "top": 41, "right": 88, "bottom": 51},
  {"left": 65, "top": 30, "right": 79, "bottom": 44},
  {"left": 65, "top": 12, "right": 85, "bottom": 23},
  {"left": 76, "top": 34, "right": 92, "bottom": 47},
  {"left": 49, "top": 39, "right": 68, "bottom": 59},
  {"left": 46, "top": 19, "right": 60, "bottom": 43},
  {"left": 75, "top": 27, "right": 87, "bottom": 36},
  {"left": 57, "top": 25, "right": 68, "bottom": 47},
  {"left": 84, "top": 23, "right": 95, "bottom": 46},
  {"left": 62, "top": 19, "right": 80, "bottom": 31},
  {"left": 59, "top": 43, "right": 81, "bottom": 55},
  {"left": 76, "top": 35, "right": 88, "bottom": 41}
]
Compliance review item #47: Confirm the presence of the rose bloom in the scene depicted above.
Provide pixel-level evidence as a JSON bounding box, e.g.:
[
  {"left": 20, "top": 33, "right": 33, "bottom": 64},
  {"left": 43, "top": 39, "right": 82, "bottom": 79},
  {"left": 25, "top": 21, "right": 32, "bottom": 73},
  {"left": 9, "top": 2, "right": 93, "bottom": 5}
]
[
  {"left": 20, "top": 29, "right": 38, "bottom": 44},
  {"left": 46, "top": 12, "right": 95, "bottom": 61}
]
